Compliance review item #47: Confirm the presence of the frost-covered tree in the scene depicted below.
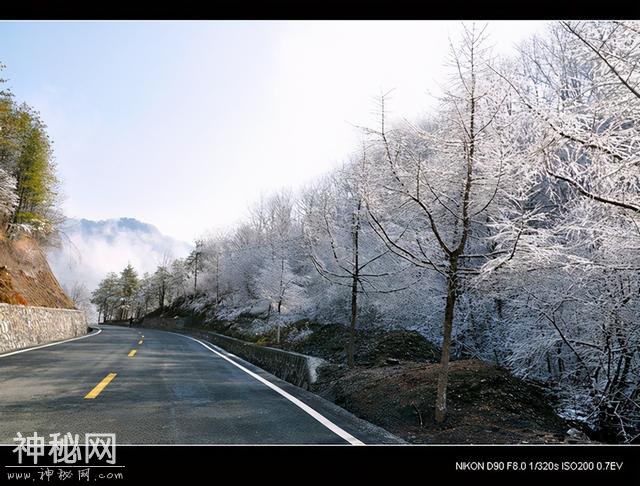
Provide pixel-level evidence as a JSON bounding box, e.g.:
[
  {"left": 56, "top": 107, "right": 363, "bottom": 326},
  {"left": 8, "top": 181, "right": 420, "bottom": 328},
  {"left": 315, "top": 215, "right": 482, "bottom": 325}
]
[
  {"left": 250, "top": 191, "right": 309, "bottom": 341},
  {"left": 185, "top": 241, "right": 204, "bottom": 294},
  {"left": 90, "top": 272, "right": 121, "bottom": 323},
  {"left": 362, "top": 25, "right": 541, "bottom": 422},
  {"left": 301, "top": 160, "right": 403, "bottom": 367},
  {"left": 502, "top": 21, "right": 640, "bottom": 217},
  {"left": 153, "top": 264, "right": 171, "bottom": 312},
  {"left": 65, "top": 281, "right": 95, "bottom": 320},
  {"left": 170, "top": 258, "right": 190, "bottom": 298},
  {"left": 198, "top": 234, "right": 229, "bottom": 313},
  {"left": 485, "top": 20, "right": 640, "bottom": 442},
  {"left": 0, "top": 167, "right": 17, "bottom": 223},
  {"left": 132, "top": 272, "right": 156, "bottom": 318}
]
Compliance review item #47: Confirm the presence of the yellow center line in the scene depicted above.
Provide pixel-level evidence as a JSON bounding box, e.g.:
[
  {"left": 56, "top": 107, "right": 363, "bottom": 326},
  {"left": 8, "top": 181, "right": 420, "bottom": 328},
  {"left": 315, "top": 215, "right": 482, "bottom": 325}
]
[
  {"left": 84, "top": 373, "right": 117, "bottom": 399},
  {"left": 128, "top": 349, "right": 137, "bottom": 357}
]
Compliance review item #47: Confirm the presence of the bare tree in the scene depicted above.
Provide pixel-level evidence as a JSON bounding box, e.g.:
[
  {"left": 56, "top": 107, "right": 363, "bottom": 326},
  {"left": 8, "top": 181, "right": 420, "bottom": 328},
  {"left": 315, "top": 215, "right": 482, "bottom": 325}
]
[
  {"left": 363, "top": 25, "right": 531, "bottom": 422},
  {"left": 301, "top": 157, "right": 407, "bottom": 368}
]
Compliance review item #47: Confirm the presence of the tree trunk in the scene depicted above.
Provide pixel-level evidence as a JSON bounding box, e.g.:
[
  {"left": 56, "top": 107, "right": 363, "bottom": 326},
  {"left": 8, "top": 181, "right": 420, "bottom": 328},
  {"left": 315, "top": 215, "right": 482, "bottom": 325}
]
[
  {"left": 10, "top": 185, "right": 25, "bottom": 228},
  {"left": 214, "top": 255, "right": 220, "bottom": 314},
  {"left": 277, "top": 258, "right": 284, "bottom": 315},
  {"left": 348, "top": 273, "right": 358, "bottom": 368},
  {"left": 159, "top": 282, "right": 165, "bottom": 313},
  {"left": 435, "top": 259, "right": 458, "bottom": 423},
  {"left": 347, "top": 202, "right": 360, "bottom": 369},
  {"left": 193, "top": 250, "right": 198, "bottom": 294}
]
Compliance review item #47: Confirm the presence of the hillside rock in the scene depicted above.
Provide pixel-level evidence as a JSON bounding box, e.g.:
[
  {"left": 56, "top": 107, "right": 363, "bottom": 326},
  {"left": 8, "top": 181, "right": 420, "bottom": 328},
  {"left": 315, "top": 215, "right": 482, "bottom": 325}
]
[{"left": 0, "top": 233, "right": 74, "bottom": 308}]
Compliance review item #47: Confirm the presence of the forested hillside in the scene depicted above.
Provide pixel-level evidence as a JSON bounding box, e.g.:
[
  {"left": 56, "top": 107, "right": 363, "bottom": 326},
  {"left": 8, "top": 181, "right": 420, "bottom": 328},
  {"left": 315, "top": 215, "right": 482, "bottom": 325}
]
[
  {"left": 0, "top": 65, "right": 62, "bottom": 241},
  {"left": 92, "top": 22, "right": 640, "bottom": 443},
  {"left": 0, "top": 62, "right": 71, "bottom": 308}
]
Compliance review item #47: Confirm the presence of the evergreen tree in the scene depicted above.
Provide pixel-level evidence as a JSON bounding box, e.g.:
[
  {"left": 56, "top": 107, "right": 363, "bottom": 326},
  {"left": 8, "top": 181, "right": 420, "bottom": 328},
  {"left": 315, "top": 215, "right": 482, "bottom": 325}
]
[{"left": 119, "top": 263, "right": 139, "bottom": 319}]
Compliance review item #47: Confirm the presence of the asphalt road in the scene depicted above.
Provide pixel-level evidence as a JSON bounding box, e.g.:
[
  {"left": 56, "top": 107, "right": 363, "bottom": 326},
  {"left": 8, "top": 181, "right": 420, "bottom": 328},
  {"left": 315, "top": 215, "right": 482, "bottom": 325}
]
[{"left": 0, "top": 325, "right": 400, "bottom": 444}]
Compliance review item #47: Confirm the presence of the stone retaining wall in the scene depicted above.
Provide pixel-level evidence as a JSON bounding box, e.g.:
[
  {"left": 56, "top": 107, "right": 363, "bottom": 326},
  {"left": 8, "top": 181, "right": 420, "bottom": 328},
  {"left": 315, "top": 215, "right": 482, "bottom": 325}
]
[
  {"left": 0, "top": 303, "right": 88, "bottom": 354},
  {"left": 139, "top": 317, "right": 325, "bottom": 389}
]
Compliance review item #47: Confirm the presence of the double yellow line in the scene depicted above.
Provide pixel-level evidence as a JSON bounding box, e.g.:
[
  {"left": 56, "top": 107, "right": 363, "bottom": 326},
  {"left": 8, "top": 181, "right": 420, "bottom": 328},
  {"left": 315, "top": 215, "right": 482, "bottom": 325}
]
[{"left": 83, "top": 334, "right": 145, "bottom": 400}]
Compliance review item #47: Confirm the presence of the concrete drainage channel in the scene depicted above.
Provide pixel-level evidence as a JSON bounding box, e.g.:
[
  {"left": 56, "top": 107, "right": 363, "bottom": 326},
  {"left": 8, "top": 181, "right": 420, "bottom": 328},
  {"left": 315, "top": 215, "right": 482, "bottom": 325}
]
[{"left": 190, "top": 329, "right": 325, "bottom": 390}]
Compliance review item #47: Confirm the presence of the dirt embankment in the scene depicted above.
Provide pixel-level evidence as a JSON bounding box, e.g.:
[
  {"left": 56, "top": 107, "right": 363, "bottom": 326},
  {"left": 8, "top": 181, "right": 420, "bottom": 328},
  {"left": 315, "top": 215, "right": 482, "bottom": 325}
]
[
  {"left": 289, "top": 322, "right": 441, "bottom": 366},
  {"left": 0, "top": 232, "right": 74, "bottom": 308},
  {"left": 192, "top": 317, "right": 440, "bottom": 366},
  {"left": 312, "top": 359, "right": 570, "bottom": 444}
]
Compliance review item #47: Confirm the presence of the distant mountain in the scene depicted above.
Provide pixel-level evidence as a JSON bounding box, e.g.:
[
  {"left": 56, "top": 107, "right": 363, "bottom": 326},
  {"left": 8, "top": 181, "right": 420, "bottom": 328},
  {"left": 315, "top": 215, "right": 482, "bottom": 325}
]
[{"left": 47, "top": 217, "right": 193, "bottom": 293}]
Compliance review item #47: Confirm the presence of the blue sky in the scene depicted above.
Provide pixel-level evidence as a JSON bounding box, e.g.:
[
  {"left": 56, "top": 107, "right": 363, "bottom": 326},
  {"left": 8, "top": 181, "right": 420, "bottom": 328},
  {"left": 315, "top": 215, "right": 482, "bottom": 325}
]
[{"left": 0, "top": 21, "right": 548, "bottom": 242}]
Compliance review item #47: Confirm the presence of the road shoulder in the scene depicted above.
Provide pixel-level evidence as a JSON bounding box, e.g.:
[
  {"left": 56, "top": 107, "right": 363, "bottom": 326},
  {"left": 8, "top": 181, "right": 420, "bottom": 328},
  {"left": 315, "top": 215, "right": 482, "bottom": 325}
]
[{"left": 166, "top": 328, "right": 405, "bottom": 444}]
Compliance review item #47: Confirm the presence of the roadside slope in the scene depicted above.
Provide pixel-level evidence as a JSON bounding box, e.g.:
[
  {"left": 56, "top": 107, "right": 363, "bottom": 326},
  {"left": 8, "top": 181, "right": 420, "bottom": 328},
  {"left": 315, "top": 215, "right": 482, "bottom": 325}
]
[{"left": 0, "top": 232, "right": 74, "bottom": 308}]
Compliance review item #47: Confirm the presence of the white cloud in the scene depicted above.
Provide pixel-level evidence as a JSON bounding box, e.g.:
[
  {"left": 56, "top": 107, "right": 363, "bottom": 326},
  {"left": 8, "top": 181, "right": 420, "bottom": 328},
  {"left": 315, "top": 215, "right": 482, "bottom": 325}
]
[{"left": 48, "top": 218, "right": 192, "bottom": 292}]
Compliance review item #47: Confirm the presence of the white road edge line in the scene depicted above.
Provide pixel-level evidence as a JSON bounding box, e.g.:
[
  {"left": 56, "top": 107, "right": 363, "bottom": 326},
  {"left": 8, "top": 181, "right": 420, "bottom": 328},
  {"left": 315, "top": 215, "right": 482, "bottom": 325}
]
[
  {"left": 0, "top": 328, "right": 102, "bottom": 358},
  {"left": 175, "top": 332, "right": 364, "bottom": 446}
]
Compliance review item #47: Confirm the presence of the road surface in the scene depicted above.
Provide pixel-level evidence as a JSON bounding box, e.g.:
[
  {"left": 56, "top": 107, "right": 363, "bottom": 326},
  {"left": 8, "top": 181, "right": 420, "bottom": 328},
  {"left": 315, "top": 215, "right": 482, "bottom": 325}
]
[{"left": 0, "top": 325, "right": 400, "bottom": 444}]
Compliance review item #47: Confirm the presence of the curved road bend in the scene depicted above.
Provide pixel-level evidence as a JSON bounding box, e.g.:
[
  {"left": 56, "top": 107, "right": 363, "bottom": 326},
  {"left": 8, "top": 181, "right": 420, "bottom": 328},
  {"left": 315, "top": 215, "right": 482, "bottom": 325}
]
[{"left": 0, "top": 325, "right": 400, "bottom": 444}]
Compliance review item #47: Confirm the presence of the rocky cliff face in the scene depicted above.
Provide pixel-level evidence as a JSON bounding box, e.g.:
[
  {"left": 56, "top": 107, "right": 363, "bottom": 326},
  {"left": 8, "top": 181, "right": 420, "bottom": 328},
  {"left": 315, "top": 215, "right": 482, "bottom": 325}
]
[{"left": 0, "top": 232, "right": 75, "bottom": 309}]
